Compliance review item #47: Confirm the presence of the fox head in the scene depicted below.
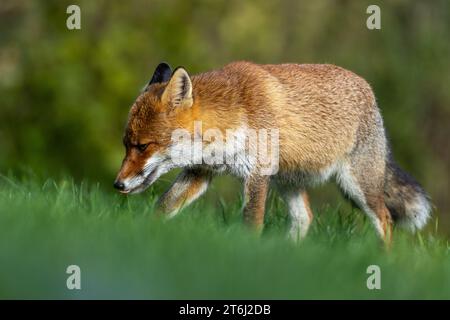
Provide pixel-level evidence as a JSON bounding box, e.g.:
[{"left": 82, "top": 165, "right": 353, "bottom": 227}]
[{"left": 114, "top": 62, "right": 195, "bottom": 194}]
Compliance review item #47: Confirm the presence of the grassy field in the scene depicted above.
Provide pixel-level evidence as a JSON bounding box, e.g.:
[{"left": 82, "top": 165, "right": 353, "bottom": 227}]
[{"left": 0, "top": 175, "right": 449, "bottom": 299}]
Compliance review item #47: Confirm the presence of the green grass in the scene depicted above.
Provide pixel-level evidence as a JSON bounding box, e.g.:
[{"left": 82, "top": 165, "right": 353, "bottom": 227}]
[{"left": 0, "top": 175, "right": 449, "bottom": 299}]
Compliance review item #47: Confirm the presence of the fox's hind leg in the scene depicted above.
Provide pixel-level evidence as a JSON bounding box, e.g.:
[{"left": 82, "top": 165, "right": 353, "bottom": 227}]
[
  {"left": 279, "top": 188, "right": 313, "bottom": 241},
  {"left": 157, "top": 168, "right": 213, "bottom": 218},
  {"left": 336, "top": 160, "right": 392, "bottom": 244}
]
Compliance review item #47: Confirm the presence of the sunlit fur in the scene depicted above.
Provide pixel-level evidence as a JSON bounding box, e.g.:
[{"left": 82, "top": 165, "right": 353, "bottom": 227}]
[{"left": 115, "top": 61, "right": 431, "bottom": 242}]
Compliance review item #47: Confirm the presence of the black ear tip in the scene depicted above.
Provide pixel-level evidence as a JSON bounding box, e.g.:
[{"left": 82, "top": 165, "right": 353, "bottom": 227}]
[
  {"left": 148, "top": 61, "right": 172, "bottom": 86},
  {"left": 157, "top": 62, "right": 171, "bottom": 70}
]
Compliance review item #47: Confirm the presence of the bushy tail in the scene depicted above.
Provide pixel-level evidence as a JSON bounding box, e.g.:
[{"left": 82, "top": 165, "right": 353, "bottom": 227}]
[{"left": 384, "top": 154, "right": 431, "bottom": 232}]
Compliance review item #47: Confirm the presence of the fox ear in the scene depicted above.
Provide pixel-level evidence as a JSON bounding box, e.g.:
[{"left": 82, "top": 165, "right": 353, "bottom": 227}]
[
  {"left": 148, "top": 62, "right": 172, "bottom": 87},
  {"left": 161, "top": 67, "right": 193, "bottom": 109}
]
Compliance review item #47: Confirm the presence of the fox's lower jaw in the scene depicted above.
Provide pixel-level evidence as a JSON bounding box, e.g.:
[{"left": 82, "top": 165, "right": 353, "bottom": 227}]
[
  {"left": 119, "top": 167, "right": 160, "bottom": 194},
  {"left": 120, "top": 184, "right": 147, "bottom": 195}
]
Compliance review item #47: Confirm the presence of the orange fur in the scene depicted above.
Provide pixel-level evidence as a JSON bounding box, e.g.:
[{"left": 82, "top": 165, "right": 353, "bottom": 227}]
[{"left": 114, "top": 61, "right": 430, "bottom": 243}]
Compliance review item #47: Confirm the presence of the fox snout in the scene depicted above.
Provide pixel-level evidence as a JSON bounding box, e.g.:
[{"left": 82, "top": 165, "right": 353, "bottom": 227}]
[
  {"left": 113, "top": 168, "right": 135, "bottom": 194},
  {"left": 113, "top": 153, "right": 148, "bottom": 194},
  {"left": 113, "top": 160, "right": 149, "bottom": 194},
  {"left": 114, "top": 149, "right": 173, "bottom": 194},
  {"left": 113, "top": 171, "right": 147, "bottom": 194},
  {"left": 113, "top": 180, "right": 126, "bottom": 191}
]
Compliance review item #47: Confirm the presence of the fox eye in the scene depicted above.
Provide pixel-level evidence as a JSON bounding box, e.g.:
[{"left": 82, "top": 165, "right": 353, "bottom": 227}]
[{"left": 136, "top": 143, "right": 149, "bottom": 152}]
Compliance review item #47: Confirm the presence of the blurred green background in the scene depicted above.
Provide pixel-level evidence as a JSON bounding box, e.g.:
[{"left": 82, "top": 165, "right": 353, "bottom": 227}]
[{"left": 0, "top": 0, "right": 449, "bottom": 232}]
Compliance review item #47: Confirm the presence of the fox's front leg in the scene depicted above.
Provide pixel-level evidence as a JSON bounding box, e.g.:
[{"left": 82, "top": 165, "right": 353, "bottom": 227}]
[
  {"left": 242, "top": 174, "right": 270, "bottom": 233},
  {"left": 157, "top": 169, "right": 212, "bottom": 218}
]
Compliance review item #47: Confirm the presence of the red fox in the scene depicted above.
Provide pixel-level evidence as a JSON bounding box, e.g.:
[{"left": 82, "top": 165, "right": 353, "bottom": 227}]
[{"left": 114, "top": 61, "right": 431, "bottom": 242}]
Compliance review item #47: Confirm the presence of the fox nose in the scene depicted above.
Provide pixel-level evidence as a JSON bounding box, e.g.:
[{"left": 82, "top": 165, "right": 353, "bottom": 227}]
[{"left": 113, "top": 180, "right": 125, "bottom": 191}]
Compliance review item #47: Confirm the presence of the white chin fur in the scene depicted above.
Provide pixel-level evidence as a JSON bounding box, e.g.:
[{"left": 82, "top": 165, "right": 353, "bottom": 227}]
[{"left": 122, "top": 157, "right": 175, "bottom": 194}]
